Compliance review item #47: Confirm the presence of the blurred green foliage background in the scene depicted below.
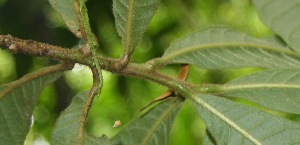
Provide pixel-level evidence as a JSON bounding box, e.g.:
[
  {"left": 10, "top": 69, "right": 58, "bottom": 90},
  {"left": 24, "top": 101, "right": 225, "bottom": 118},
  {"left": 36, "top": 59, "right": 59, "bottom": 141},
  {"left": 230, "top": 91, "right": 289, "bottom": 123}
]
[{"left": 0, "top": 0, "right": 275, "bottom": 144}]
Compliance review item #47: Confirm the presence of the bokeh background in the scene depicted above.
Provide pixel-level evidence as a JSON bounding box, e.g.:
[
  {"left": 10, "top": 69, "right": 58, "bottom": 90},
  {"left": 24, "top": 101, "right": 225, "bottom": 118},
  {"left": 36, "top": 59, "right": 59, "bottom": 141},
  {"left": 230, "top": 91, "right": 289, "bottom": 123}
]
[{"left": 0, "top": 0, "right": 289, "bottom": 144}]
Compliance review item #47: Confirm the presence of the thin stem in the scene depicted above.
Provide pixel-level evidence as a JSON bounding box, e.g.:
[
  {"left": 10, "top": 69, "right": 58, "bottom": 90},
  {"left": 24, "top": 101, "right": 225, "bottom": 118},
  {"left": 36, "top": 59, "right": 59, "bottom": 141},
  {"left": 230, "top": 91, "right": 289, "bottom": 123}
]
[
  {"left": 0, "top": 63, "right": 74, "bottom": 100},
  {"left": 117, "top": 0, "right": 136, "bottom": 69},
  {"left": 74, "top": 0, "right": 103, "bottom": 91},
  {"left": 76, "top": 68, "right": 103, "bottom": 145},
  {"left": 120, "top": 63, "right": 193, "bottom": 97}
]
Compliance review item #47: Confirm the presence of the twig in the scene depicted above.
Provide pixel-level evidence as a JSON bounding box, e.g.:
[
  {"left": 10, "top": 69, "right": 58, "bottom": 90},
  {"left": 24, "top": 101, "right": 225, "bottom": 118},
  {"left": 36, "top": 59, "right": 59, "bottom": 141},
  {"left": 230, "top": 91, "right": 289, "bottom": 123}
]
[
  {"left": 0, "top": 63, "right": 74, "bottom": 100},
  {"left": 0, "top": 35, "right": 83, "bottom": 62},
  {"left": 73, "top": 0, "right": 103, "bottom": 92},
  {"left": 0, "top": 35, "right": 194, "bottom": 99},
  {"left": 76, "top": 67, "right": 103, "bottom": 145}
]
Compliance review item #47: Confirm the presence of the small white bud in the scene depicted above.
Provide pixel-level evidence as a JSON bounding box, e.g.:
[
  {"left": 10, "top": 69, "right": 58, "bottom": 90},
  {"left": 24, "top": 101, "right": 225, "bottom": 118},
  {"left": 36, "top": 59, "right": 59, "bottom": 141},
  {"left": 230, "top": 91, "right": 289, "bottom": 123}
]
[{"left": 113, "top": 120, "right": 121, "bottom": 128}]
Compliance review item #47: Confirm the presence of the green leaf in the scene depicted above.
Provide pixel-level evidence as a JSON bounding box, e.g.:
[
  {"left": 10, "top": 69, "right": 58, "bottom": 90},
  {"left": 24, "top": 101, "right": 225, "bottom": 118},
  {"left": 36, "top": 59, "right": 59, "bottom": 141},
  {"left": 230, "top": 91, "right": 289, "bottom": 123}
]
[
  {"left": 51, "top": 91, "right": 110, "bottom": 145},
  {"left": 192, "top": 94, "right": 300, "bottom": 145},
  {"left": 252, "top": 0, "right": 300, "bottom": 51},
  {"left": 111, "top": 97, "right": 183, "bottom": 145},
  {"left": 48, "top": 0, "right": 80, "bottom": 36},
  {"left": 0, "top": 72, "right": 62, "bottom": 145},
  {"left": 222, "top": 70, "right": 300, "bottom": 114},
  {"left": 160, "top": 27, "right": 300, "bottom": 69},
  {"left": 113, "top": 0, "right": 160, "bottom": 56},
  {"left": 203, "top": 131, "right": 217, "bottom": 145}
]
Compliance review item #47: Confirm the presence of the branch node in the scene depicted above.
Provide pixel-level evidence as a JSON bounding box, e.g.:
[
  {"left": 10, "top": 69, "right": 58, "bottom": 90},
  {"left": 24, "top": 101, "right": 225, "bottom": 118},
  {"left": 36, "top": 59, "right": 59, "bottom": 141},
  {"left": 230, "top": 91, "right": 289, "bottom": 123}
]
[
  {"left": 115, "top": 54, "right": 130, "bottom": 70},
  {"left": 9, "top": 44, "right": 18, "bottom": 52},
  {"left": 79, "top": 43, "right": 92, "bottom": 56}
]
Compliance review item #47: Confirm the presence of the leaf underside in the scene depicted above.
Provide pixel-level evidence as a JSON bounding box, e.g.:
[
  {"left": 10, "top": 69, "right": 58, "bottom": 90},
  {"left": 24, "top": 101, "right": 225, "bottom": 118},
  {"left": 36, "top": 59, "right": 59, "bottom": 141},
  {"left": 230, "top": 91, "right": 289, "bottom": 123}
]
[
  {"left": 48, "top": 0, "right": 80, "bottom": 36},
  {"left": 252, "top": 0, "right": 300, "bottom": 52},
  {"left": 192, "top": 94, "right": 300, "bottom": 145},
  {"left": 0, "top": 72, "right": 63, "bottom": 145},
  {"left": 51, "top": 91, "right": 110, "bottom": 145},
  {"left": 223, "top": 69, "right": 300, "bottom": 114},
  {"left": 161, "top": 27, "right": 300, "bottom": 69},
  {"left": 111, "top": 97, "right": 183, "bottom": 145},
  {"left": 203, "top": 130, "right": 217, "bottom": 145},
  {"left": 113, "top": 0, "right": 160, "bottom": 54}
]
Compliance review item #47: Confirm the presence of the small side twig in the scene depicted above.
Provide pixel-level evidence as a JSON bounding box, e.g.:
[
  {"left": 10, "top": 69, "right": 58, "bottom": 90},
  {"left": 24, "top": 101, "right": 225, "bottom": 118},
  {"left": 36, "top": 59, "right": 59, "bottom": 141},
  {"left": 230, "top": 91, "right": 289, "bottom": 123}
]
[
  {"left": 76, "top": 67, "right": 103, "bottom": 145},
  {"left": 0, "top": 63, "right": 74, "bottom": 100},
  {"left": 73, "top": 0, "right": 103, "bottom": 93}
]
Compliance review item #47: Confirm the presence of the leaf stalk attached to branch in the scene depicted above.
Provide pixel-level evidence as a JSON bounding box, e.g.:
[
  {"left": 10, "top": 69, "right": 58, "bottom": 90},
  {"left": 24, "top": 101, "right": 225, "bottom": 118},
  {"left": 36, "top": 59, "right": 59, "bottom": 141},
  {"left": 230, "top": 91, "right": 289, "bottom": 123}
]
[{"left": 76, "top": 67, "right": 103, "bottom": 145}]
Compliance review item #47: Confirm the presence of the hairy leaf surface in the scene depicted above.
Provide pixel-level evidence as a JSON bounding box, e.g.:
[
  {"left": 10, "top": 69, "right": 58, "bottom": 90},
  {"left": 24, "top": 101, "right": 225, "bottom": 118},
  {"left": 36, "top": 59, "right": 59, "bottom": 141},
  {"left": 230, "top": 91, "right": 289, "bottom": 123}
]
[
  {"left": 51, "top": 91, "right": 110, "bottom": 145},
  {"left": 0, "top": 72, "right": 62, "bottom": 145},
  {"left": 111, "top": 97, "right": 183, "bottom": 145},
  {"left": 48, "top": 0, "right": 80, "bottom": 36},
  {"left": 223, "top": 70, "right": 300, "bottom": 114},
  {"left": 161, "top": 27, "right": 300, "bottom": 69},
  {"left": 252, "top": 0, "right": 300, "bottom": 51},
  {"left": 192, "top": 94, "right": 300, "bottom": 145},
  {"left": 113, "top": 0, "right": 160, "bottom": 55}
]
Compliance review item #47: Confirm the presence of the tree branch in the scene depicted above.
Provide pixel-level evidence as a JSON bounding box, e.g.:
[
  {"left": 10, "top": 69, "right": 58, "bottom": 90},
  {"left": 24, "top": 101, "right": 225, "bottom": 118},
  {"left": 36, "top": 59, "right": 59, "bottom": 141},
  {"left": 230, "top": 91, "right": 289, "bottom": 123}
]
[
  {"left": 0, "top": 35, "right": 84, "bottom": 62},
  {"left": 76, "top": 67, "right": 103, "bottom": 145},
  {"left": 0, "top": 35, "right": 194, "bottom": 97}
]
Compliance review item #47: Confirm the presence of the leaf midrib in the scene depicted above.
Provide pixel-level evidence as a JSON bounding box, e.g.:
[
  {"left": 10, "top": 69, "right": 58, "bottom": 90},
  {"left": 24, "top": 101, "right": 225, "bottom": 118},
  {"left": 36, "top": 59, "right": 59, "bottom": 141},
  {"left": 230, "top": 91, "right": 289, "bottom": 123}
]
[
  {"left": 191, "top": 95, "right": 262, "bottom": 145},
  {"left": 162, "top": 42, "right": 296, "bottom": 62},
  {"left": 124, "top": 0, "right": 135, "bottom": 52},
  {"left": 223, "top": 83, "right": 300, "bottom": 91}
]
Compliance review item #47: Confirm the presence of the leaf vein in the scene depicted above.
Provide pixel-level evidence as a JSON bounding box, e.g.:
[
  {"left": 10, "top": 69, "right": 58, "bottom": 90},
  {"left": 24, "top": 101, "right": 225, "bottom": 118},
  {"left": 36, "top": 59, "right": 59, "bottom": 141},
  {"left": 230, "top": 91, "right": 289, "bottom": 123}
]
[{"left": 192, "top": 96, "right": 262, "bottom": 145}]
